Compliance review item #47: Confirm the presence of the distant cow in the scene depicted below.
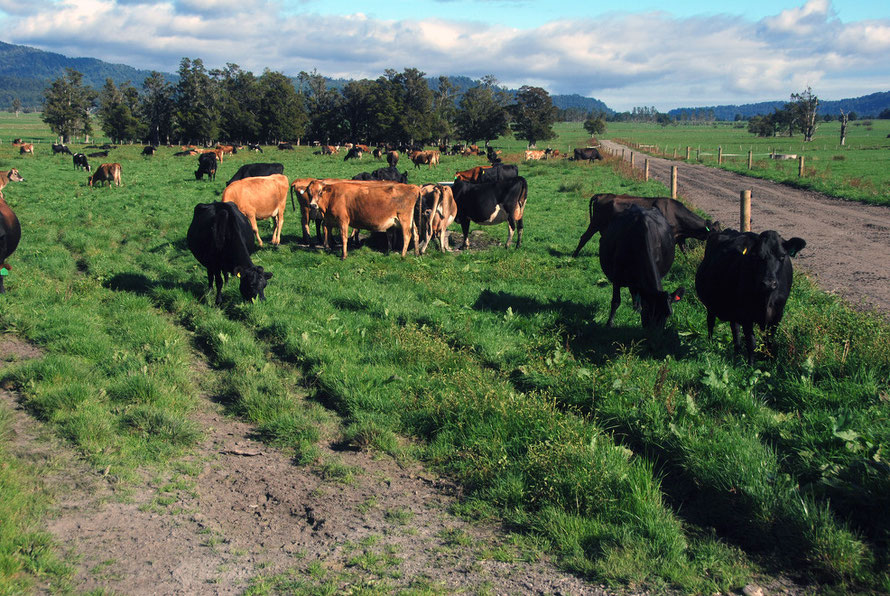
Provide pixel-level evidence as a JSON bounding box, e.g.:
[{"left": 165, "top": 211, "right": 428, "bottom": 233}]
[
  {"left": 411, "top": 150, "right": 440, "bottom": 168},
  {"left": 452, "top": 176, "right": 528, "bottom": 249},
  {"left": 52, "top": 143, "right": 72, "bottom": 155},
  {"left": 226, "top": 163, "right": 285, "bottom": 187},
  {"left": 88, "top": 150, "right": 109, "bottom": 158},
  {"left": 278, "top": 142, "right": 295, "bottom": 151},
  {"left": 72, "top": 153, "right": 91, "bottom": 172},
  {"left": 303, "top": 179, "right": 421, "bottom": 259},
  {"left": 248, "top": 143, "right": 264, "bottom": 152},
  {"left": 88, "top": 163, "right": 122, "bottom": 187},
  {"left": 695, "top": 229, "right": 806, "bottom": 364},
  {"left": 0, "top": 169, "right": 24, "bottom": 199},
  {"left": 344, "top": 147, "right": 363, "bottom": 161},
  {"left": 141, "top": 146, "right": 157, "bottom": 156},
  {"left": 386, "top": 150, "right": 399, "bottom": 168},
  {"left": 321, "top": 145, "right": 339, "bottom": 155},
  {"left": 19, "top": 144, "right": 34, "bottom": 155},
  {"left": 572, "top": 194, "right": 718, "bottom": 257},
  {"left": 195, "top": 152, "right": 217, "bottom": 181},
  {"left": 0, "top": 189, "right": 21, "bottom": 294},
  {"left": 599, "top": 205, "right": 684, "bottom": 328},
  {"left": 351, "top": 166, "right": 408, "bottom": 183},
  {"left": 525, "top": 150, "right": 547, "bottom": 161},
  {"left": 418, "top": 183, "right": 457, "bottom": 254},
  {"left": 174, "top": 150, "right": 198, "bottom": 157},
  {"left": 573, "top": 147, "right": 602, "bottom": 161},
  {"left": 186, "top": 202, "right": 273, "bottom": 305},
  {"left": 221, "top": 174, "right": 290, "bottom": 247}
]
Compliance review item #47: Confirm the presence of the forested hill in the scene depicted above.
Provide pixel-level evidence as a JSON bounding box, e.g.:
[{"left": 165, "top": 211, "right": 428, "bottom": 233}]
[
  {"left": 667, "top": 91, "right": 890, "bottom": 120},
  {"left": 0, "top": 41, "right": 164, "bottom": 108}
]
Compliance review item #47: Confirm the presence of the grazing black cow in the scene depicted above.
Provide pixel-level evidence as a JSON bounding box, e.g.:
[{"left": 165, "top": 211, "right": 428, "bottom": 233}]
[
  {"left": 572, "top": 194, "right": 719, "bottom": 257},
  {"left": 186, "top": 202, "right": 273, "bottom": 305},
  {"left": 478, "top": 163, "right": 519, "bottom": 183},
  {"left": 278, "top": 142, "right": 294, "bottom": 151},
  {"left": 72, "top": 153, "right": 91, "bottom": 172},
  {"left": 248, "top": 143, "right": 263, "bottom": 152},
  {"left": 573, "top": 147, "right": 602, "bottom": 161},
  {"left": 174, "top": 150, "right": 196, "bottom": 157},
  {"left": 351, "top": 166, "right": 408, "bottom": 183},
  {"left": 141, "top": 145, "right": 157, "bottom": 156},
  {"left": 195, "top": 152, "right": 217, "bottom": 181},
  {"left": 695, "top": 229, "right": 805, "bottom": 364},
  {"left": 452, "top": 176, "right": 528, "bottom": 249},
  {"left": 52, "top": 143, "right": 72, "bottom": 155},
  {"left": 88, "top": 150, "right": 109, "bottom": 158},
  {"left": 344, "top": 147, "right": 363, "bottom": 161},
  {"left": 0, "top": 191, "right": 20, "bottom": 294},
  {"left": 599, "top": 205, "right": 684, "bottom": 328},
  {"left": 226, "top": 163, "right": 285, "bottom": 187}
]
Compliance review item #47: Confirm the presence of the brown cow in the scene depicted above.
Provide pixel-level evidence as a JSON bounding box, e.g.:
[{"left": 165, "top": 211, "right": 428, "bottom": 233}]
[
  {"left": 222, "top": 174, "right": 289, "bottom": 247},
  {"left": 202, "top": 148, "right": 224, "bottom": 163},
  {"left": 410, "top": 150, "right": 440, "bottom": 169},
  {"left": 290, "top": 177, "right": 321, "bottom": 244},
  {"left": 304, "top": 179, "right": 420, "bottom": 259},
  {"left": 216, "top": 145, "right": 236, "bottom": 156},
  {"left": 454, "top": 165, "right": 492, "bottom": 183},
  {"left": 524, "top": 150, "right": 546, "bottom": 161},
  {"left": 18, "top": 144, "right": 34, "bottom": 155},
  {"left": 88, "top": 163, "right": 122, "bottom": 187},
  {"left": 321, "top": 145, "right": 339, "bottom": 155},
  {"left": 418, "top": 183, "right": 457, "bottom": 254},
  {"left": 0, "top": 168, "right": 24, "bottom": 199}
]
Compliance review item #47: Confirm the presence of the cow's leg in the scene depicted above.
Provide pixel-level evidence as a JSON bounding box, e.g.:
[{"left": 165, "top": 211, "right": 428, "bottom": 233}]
[
  {"left": 340, "top": 225, "right": 350, "bottom": 260},
  {"left": 743, "top": 322, "right": 756, "bottom": 365},
  {"left": 515, "top": 217, "right": 524, "bottom": 248},
  {"left": 706, "top": 311, "right": 716, "bottom": 339},
  {"left": 460, "top": 219, "right": 471, "bottom": 250},
  {"left": 273, "top": 212, "right": 284, "bottom": 245},
  {"left": 606, "top": 285, "right": 621, "bottom": 327},
  {"left": 730, "top": 322, "right": 742, "bottom": 353},
  {"left": 440, "top": 228, "right": 451, "bottom": 252},
  {"left": 572, "top": 223, "right": 597, "bottom": 257},
  {"left": 505, "top": 220, "right": 515, "bottom": 248},
  {"left": 213, "top": 271, "right": 224, "bottom": 305},
  {"left": 407, "top": 220, "right": 418, "bottom": 257},
  {"left": 249, "top": 215, "right": 263, "bottom": 247}
]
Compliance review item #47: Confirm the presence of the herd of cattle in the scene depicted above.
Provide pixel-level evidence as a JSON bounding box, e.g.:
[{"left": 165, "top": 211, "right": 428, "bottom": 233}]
[{"left": 0, "top": 140, "right": 805, "bottom": 364}]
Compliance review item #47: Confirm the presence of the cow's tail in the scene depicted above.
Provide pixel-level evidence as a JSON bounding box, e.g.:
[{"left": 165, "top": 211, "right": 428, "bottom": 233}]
[{"left": 290, "top": 185, "right": 297, "bottom": 212}]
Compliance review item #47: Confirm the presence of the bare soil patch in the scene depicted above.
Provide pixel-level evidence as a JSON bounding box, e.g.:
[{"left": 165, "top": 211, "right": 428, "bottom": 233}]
[{"left": 602, "top": 140, "right": 890, "bottom": 318}]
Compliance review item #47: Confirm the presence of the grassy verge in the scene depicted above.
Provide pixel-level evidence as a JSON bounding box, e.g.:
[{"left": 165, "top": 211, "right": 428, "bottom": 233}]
[{"left": 0, "top": 121, "right": 886, "bottom": 591}]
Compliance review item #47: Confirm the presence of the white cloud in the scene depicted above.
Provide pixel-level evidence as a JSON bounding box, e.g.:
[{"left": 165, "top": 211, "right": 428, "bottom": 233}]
[{"left": 0, "top": 0, "right": 887, "bottom": 110}]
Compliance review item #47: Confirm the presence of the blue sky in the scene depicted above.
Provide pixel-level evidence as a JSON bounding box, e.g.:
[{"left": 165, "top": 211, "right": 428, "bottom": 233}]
[{"left": 0, "top": 0, "right": 887, "bottom": 111}]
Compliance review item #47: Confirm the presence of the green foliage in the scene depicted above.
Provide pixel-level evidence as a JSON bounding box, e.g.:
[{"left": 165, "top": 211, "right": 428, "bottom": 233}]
[
  {"left": 41, "top": 68, "right": 96, "bottom": 143},
  {"left": 455, "top": 78, "right": 510, "bottom": 145},
  {"left": 510, "top": 86, "right": 557, "bottom": 147}
]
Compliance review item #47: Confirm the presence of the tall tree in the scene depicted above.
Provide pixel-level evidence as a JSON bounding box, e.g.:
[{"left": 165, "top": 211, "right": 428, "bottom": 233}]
[
  {"left": 98, "top": 78, "right": 143, "bottom": 143},
  {"left": 341, "top": 79, "right": 378, "bottom": 142},
  {"left": 140, "top": 71, "right": 174, "bottom": 146},
  {"left": 431, "top": 76, "right": 457, "bottom": 145},
  {"left": 11, "top": 98, "right": 21, "bottom": 117},
  {"left": 839, "top": 109, "right": 849, "bottom": 146},
  {"left": 174, "top": 58, "right": 219, "bottom": 144},
  {"left": 42, "top": 68, "right": 96, "bottom": 143},
  {"left": 510, "top": 85, "right": 557, "bottom": 147},
  {"left": 258, "top": 69, "right": 307, "bottom": 144},
  {"left": 393, "top": 68, "right": 434, "bottom": 144},
  {"left": 215, "top": 64, "right": 260, "bottom": 143},
  {"left": 791, "top": 86, "right": 819, "bottom": 142},
  {"left": 454, "top": 77, "right": 509, "bottom": 146},
  {"left": 583, "top": 112, "right": 607, "bottom": 136},
  {"left": 302, "top": 69, "right": 345, "bottom": 144}
]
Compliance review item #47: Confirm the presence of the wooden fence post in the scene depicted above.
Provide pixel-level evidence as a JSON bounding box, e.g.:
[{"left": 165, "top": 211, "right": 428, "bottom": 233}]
[
  {"left": 644, "top": 159, "right": 649, "bottom": 181},
  {"left": 718, "top": 146, "right": 723, "bottom": 164},
  {"left": 798, "top": 155, "right": 805, "bottom": 177},
  {"left": 748, "top": 150, "right": 753, "bottom": 169},
  {"left": 686, "top": 146, "right": 691, "bottom": 160},
  {"left": 671, "top": 166, "right": 678, "bottom": 199},
  {"left": 740, "top": 190, "right": 752, "bottom": 232},
  {"left": 630, "top": 152, "right": 635, "bottom": 168},
  {"left": 622, "top": 149, "right": 625, "bottom": 160}
]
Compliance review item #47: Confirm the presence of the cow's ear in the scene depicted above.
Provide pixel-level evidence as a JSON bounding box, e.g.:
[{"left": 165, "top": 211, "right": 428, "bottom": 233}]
[
  {"left": 263, "top": 271, "right": 273, "bottom": 280},
  {"left": 672, "top": 287, "right": 685, "bottom": 302},
  {"left": 784, "top": 237, "right": 806, "bottom": 257}
]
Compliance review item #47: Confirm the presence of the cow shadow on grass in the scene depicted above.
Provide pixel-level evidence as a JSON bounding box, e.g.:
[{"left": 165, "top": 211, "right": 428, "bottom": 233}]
[
  {"left": 105, "top": 271, "right": 207, "bottom": 305},
  {"left": 472, "top": 289, "right": 687, "bottom": 365}
]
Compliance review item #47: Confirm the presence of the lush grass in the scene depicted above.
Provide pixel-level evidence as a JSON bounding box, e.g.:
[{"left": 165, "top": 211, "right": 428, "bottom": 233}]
[
  {"left": 0, "top": 117, "right": 887, "bottom": 592},
  {"left": 607, "top": 120, "right": 890, "bottom": 205}
]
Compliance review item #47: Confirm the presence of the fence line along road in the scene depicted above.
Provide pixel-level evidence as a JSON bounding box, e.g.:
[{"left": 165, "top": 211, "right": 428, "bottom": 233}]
[{"left": 599, "top": 139, "right": 890, "bottom": 318}]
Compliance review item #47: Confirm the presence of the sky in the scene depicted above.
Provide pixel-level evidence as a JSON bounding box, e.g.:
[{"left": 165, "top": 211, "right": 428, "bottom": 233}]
[{"left": 0, "top": 0, "right": 887, "bottom": 111}]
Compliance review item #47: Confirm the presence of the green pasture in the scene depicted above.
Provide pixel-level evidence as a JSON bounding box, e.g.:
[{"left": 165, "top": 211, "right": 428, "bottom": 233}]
[
  {"left": 0, "top": 117, "right": 888, "bottom": 593},
  {"left": 607, "top": 120, "right": 890, "bottom": 205}
]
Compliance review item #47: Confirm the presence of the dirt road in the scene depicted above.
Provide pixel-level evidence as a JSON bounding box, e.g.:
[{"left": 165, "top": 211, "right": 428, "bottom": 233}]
[{"left": 602, "top": 139, "right": 890, "bottom": 317}]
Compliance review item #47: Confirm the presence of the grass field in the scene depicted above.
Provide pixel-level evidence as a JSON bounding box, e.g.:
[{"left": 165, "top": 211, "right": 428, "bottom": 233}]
[
  {"left": 607, "top": 119, "right": 890, "bottom": 205},
  {"left": 0, "top": 115, "right": 888, "bottom": 593}
]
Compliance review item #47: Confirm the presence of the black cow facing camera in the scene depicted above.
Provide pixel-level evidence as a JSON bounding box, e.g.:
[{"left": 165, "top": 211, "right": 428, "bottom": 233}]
[{"left": 695, "top": 229, "right": 806, "bottom": 364}]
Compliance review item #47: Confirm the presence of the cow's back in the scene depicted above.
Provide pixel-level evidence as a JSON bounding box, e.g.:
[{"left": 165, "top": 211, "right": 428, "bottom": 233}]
[
  {"left": 187, "top": 202, "right": 254, "bottom": 270},
  {"left": 600, "top": 206, "right": 674, "bottom": 291},
  {"left": 223, "top": 174, "right": 289, "bottom": 210}
]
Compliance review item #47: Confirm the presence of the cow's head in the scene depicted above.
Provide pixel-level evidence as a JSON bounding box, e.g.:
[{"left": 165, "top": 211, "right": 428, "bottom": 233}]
[
  {"left": 640, "top": 287, "right": 684, "bottom": 329},
  {"left": 7, "top": 169, "right": 23, "bottom": 183},
  {"left": 236, "top": 265, "right": 273, "bottom": 302},
  {"left": 750, "top": 232, "right": 806, "bottom": 295}
]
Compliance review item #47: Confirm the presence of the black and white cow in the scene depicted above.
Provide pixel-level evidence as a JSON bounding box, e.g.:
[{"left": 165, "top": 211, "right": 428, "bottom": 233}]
[
  {"left": 186, "top": 202, "right": 273, "bottom": 305},
  {"left": 52, "top": 143, "right": 72, "bottom": 155},
  {"left": 452, "top": 176, "right": 527, "bottom": 249},
  {"left": 599, "top": 205, "right": 684, "bottom": 328},
  {"left": 226, "top": 163, "right": 285, "bottom": 187},
  {"left": 73, "top": 153, "right": 91, "bottom": 172},
  {"left": 695, "top": 229, "right": 805, "bottom": 364}
]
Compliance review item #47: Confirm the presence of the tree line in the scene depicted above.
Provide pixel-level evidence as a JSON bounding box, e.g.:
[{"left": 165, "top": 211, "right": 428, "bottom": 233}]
[{"left": 41, "top": 60, "right": 574, "bottom": 148}]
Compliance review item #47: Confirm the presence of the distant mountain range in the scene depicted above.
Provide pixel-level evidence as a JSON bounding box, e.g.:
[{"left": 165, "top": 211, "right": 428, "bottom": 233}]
[{"left": 0, "top": 40, "right": 886, "bottom": 120}]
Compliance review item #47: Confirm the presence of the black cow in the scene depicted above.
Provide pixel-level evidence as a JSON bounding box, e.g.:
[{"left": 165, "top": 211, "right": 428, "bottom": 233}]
[
  {"left": 186, "top": 202, "right": 273, "bottom": 305},
  {"left": 278, "top": 142, "right": 295, "bottom": 151},
  {"left": 248, "top": 143, "right": 263, "bottom": 153},
  {"left": 174, "top": 150, "right": 195, "bottom": 157},
  {"left": 344, "top": 147, "right": 363, "bottom": 161},
  {"left": 52, "top": 143, "right": 72, "bottom": 155},
  {"left": 195, "top": 152, "right": 217, "bottom": 181},
  {"left": 572, "top": 194, "right": 719, "bottom": 257},
  {"left": 478, "top": 163, "right": 519, "bottom": 183},
  {"left": 88, "top": 150, "right": 109, "bottom": 158},
  {"left": 0, "top": 191, "right": 21, "bottom": 294},
  {"left": 141, "top": 146, "right": 157, "bottom": 156},
  {"left": 72, "top": 153, "right": 91, "bottom": 172},
  {"left": 226, "top": 163, "right": 285, "bottom": 187},
  {"left": 351, "top": 166, "right": 408, "bottom": 183},
  {"left": 599, "top": 205, "right": 684, "bottom": 328},
  {"left": 574, "top": 147, "right": 602, "bottom": 161},
  {"left": 452, "top": 176, "right": 528, "bottom": 249},
  {"left": 695, "top": 229, "right": 806, "bottom": 364}
]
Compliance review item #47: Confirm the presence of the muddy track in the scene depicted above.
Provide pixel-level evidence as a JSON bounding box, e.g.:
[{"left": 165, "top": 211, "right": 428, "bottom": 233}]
[{"left": 601, "top": 140, "right": 890, "bottom": 318}]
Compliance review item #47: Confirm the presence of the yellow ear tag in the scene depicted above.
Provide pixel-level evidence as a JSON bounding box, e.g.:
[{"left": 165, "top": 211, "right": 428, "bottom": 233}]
[
  {"left": 236, "top": 272, "right": 241, "bottom": 278},
  {"left": 742, "top": 247, "right": 748, "bottom": 255}
]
